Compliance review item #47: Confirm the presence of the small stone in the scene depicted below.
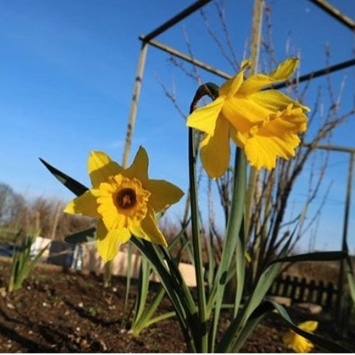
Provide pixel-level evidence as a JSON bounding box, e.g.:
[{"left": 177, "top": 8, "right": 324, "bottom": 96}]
[
  {"left": 266, "top": 295, "right": 291, "bottom": 307},
  {"left": 295, "top": 302, "right": 322, "bottom": 314}
]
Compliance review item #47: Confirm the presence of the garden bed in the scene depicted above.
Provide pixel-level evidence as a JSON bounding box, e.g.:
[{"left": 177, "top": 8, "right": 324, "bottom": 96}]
[{"left": 0, "top": 257, "right": 353, "bottom": 353}]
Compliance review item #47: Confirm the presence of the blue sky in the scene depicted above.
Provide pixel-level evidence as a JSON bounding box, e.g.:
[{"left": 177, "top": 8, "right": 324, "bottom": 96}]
[{"left": 1, "top": 0, "right": 354, "bottom": 252}]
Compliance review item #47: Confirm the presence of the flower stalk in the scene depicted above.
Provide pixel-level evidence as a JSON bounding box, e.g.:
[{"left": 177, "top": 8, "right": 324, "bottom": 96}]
[{"left": 188, "top": 82, "right": 219, "bottom": 351}]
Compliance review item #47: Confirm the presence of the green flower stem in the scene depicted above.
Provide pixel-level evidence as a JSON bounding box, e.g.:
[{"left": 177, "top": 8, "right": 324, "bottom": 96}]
[
  {"left": 209, "top": 147, "right": 247, "bottom": 351},
  {"left": 188, "top": 82, "right": 219, "bottom": 352},
  {"left": 188, "top": 126, "right": 208, "bottom": 352}
]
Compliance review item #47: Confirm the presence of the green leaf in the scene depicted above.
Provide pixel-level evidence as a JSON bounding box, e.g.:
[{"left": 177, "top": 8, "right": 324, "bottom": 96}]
[
  {"left": 64, "top": 227, "right": 96, "bottom": 244},
  {"left": 39, "top": 158, "right": 88, "bottom": 196},
  {"left": 130, "top": 237, "right": 197, "bottom": 352},
  {"left": 209, "top": 148, "right": 247, "bottom": 351},
  {"left": 134, "top": 256, "right": 153, "bottom": 323},
  {"left": 267, "top": 251, "right": 348, "bottom": 266},
  {"left": 262, "top": 301, "right": 352, "bottom": 353},
  {"left": 245, "top": 249, "right": 345, "bottom": 322},
  {"left": 223, "top": 300, "right": 351, "bottom": 352}
]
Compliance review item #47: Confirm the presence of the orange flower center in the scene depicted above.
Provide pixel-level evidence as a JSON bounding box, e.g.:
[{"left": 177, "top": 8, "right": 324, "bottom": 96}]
[{"left": 116, "top": 188, "right": 137, "bottom": 209}]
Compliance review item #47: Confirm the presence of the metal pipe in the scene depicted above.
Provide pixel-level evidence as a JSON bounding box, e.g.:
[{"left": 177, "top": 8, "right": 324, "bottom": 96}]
[
  {"left": 142, "top": 38, "right": 355, "bottom": 92},
  {"left": 342, "top": 152, "right": 354, "bottom": 253},
  {"left": 274, "top": 58, "right": 355, "bottom": 90},
  {"left": 142, "top": 0, "right": 213, "bottom": 42},
  {"left": 140, "top": 37, "right": 232, "bottom": 79},
  {"left": 310, "top": 0, "right": 355, "bottom": 31},
  {"left": 122, "top": 42, "right": 149, "bottom": 168},
  {"left": 302, "top": 142, "right": 355, "bottom": 154},
  {"left": 337, "top": 152, "right": 354, "bottom": 322},
  {"left": 244, "top": 0, "right": 264, "bottom": 295}
]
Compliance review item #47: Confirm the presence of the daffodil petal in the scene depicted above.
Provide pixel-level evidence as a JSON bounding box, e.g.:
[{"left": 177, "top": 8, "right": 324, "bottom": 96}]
[
  {"left": 269, "top": 57, "right": 299, "bottom": 81},
  {"left": 222, "top": 96, "right": 269, "bottom": 133},
  {"left": 244, "top": 138, "right": 277, "bottom": 170},
  {"left": 283, "top": 330, "right": 296, "bottom": 348},
  {"left": 220, "top": 70, "right": 244, "bottom": 97},
  {"left": 294, "top": 335, "right": 314, "bottom": 353},
  {"left": 268, "top": 108, "right": 307, "bottom": 134},
  {"left": 250, "top": 90, "right": 310, "bottom": 112},
  {"left": 96, "top": 219, "right": 131, "bottom": 262},
  {"left": 240, "top": 59, "right": 251, "bottom": 70},
  {"left": 200, "top": 117, "right": 230, "bottom": 178},
  {"left": 144, "top": 179, "right": 184, "bottom": 213},
  {"left": 88, "top": 151, "right": 123, "bottom": 188},
  {"left": 244, "top": 132, "right": 300, "bottom": 170},
  {"left": 64, "top": 189, "right": 100, "bottom": 217},
  {"left": 230, "top": 126, "right": 246, "bottom": 149},
  {"left": 283, "top": 331, "right": 314, "bottom": 353},
  {"left": 239, "top": 73, "right": 279, "bottom": 94},
  {"left": 240, "top": 57, "right": 299, "bottom": 94},
  {"left": 130, "top": 206, "right": 167, "bottom": 246},
  {"left": 299, "top": 321, "right": 318, "bottom": 332},
  {"left": 97, "top": 188, "right": 126, "bottom": 230},
  {"left": 186, "top": 96, "right": 225, "bottom": 136},
  {"left": 124, "top": 146, "right": 149, "bottom": 181}
]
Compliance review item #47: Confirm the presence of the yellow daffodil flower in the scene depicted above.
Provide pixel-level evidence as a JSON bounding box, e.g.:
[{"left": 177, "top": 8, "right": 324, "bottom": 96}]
[
  {"left": 283, "top": 320, "right": 318, "bottom": 353},
  {"left": 186, "top": 57, "right": 310, "bottom": 178},
  {"left": 64, "top": 146, "right": 184, "bottom": 262}
]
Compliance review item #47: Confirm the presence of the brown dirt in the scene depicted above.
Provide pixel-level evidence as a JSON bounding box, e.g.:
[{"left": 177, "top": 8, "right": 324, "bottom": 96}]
[{"left": 0, "top": 258, "right": 353, "bottom": 353}]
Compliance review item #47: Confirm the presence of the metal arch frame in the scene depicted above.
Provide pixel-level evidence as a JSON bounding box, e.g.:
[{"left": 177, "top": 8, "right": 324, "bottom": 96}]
[
  {"left": 123, "top": 0, "right": 355, "bottom": 168},
  {"left": 122, "top": 0, "right": 355, "bottom": 313}
]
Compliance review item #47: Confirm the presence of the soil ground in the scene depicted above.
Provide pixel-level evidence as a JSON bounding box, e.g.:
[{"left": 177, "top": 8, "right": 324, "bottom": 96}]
[{"left": 0, "top": 257, "right": 353, "bottom": 353}]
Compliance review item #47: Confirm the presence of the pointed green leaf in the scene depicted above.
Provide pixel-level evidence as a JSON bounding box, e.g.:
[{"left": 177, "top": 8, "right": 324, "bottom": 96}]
[
  {"left": 268, "top": 251, "right": 347, "bottom": 266},
  {"left": 262, "top": 301, "right": 352, "bottom": 353},
  {"left": 223, "top": 300, "right": 351, "bottom": 353},
  {"left": 65, "top": 227, "right": 96, "bottom": 244},
  {"left": 39, "top": 158, "right": 88, "bottom": 196}
]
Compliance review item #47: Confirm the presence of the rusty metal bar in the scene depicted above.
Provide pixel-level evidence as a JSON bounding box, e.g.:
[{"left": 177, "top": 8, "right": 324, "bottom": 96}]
[
  {"left": 337, "top": 151, "right": 354, "bottom": 321},
  {"left": 249, "top": 0, "right": 264, "bottom": 74},
  {"left": 142, "top": 0, "right": 213, "bottom": 42},
  {"left": 142, "top": 37, "right": 355, "bottom": 91},
  {"left": 302, "top": 142, "right": 355, "bottom": 154},
  {"left": 302, "top": 142, "right": 355, "bottom": 314},
  {"left": 274, "top": 58, "right": 355, "bottom": 90},
  {"left": 245, "top": 0, "right": 264, "bottom": 275},
  {"left": 139, "top": 37, "right": 232, "bottom": 79},
  {"left": 122, "top": 42, "right": 149, "bottom": 168},
  {"left": 342, "top": 151, "right": 353, "bottom": 256},
  {"left": 310, "top": 0, "right": 355, "bottom": 31}
]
